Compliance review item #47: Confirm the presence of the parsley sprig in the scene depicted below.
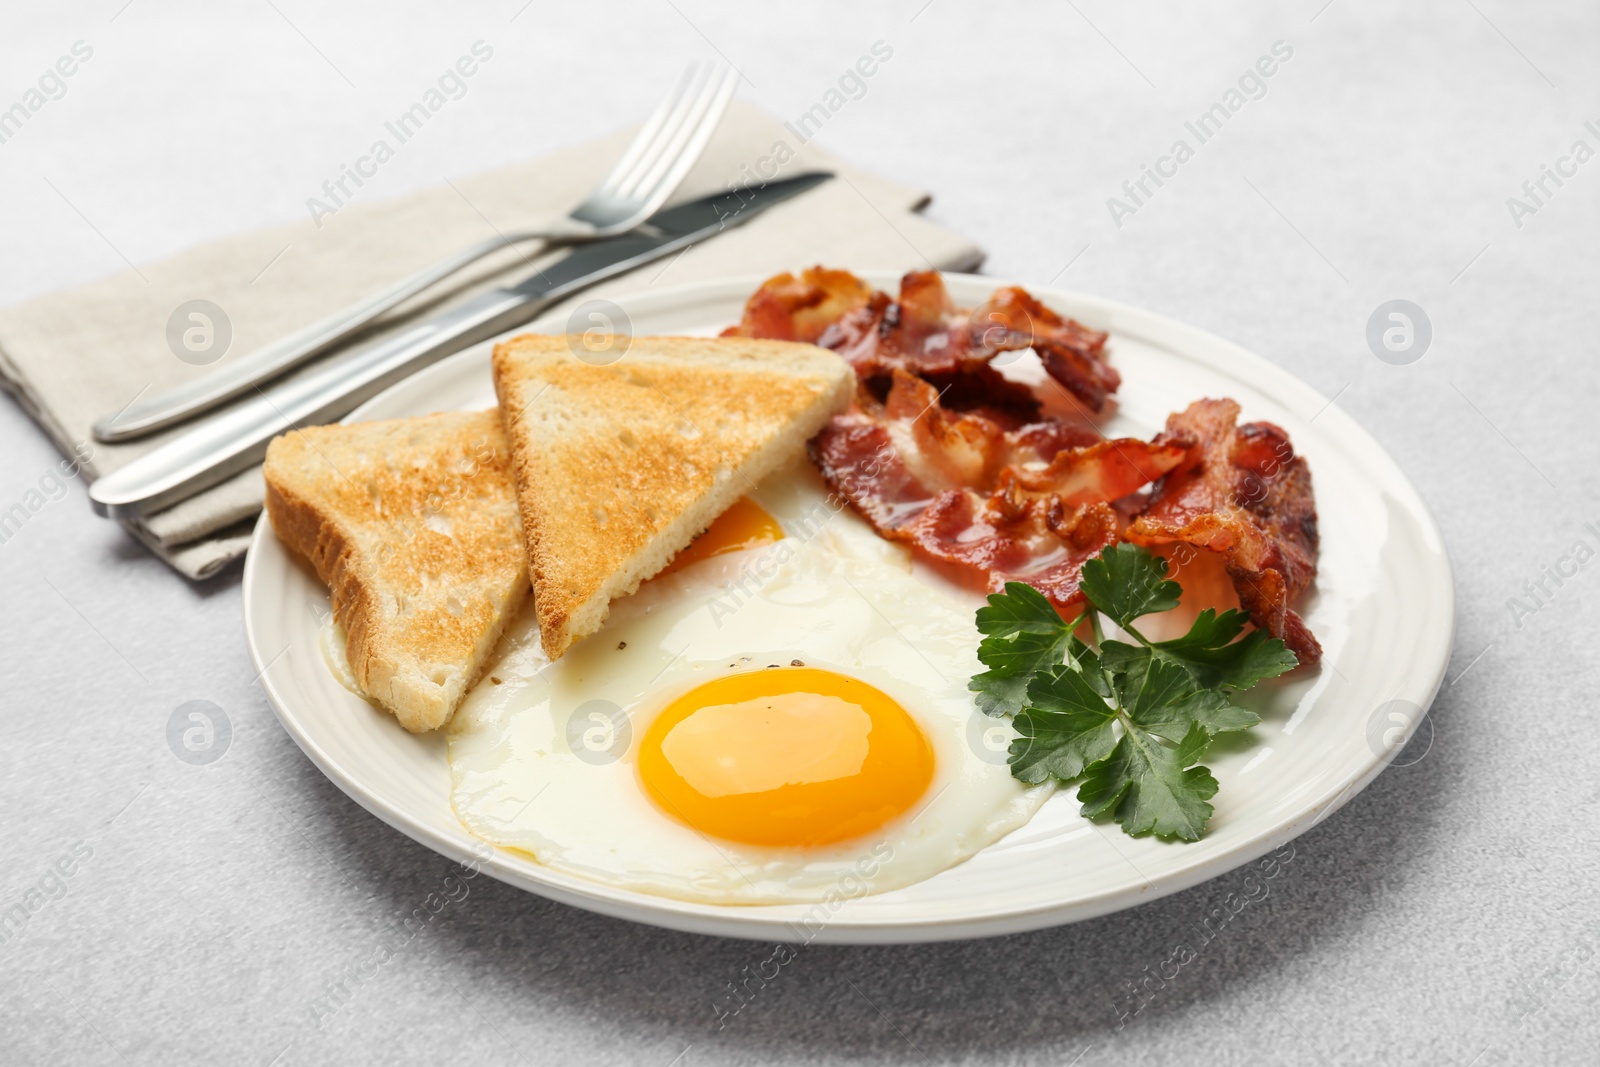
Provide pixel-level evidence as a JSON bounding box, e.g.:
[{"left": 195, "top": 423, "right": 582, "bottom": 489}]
[{"left": 970, "top": 544, "right": 1297, "bottom": 841}]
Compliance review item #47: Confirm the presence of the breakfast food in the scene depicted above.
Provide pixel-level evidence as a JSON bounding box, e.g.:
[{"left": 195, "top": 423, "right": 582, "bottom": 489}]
[
  {"left": 490, "top": 334, "right": 854, "bottom": 661},
  {"left": 263, "top": 410, "right": 526, "bottom": 732},
  {"left": 723, "top": 266, "right": 1121, "bottom": 413},
  {"left": 448, "top": 464, "right": 1052, "bottom": 903},
  {"left": 1124, "top": 399, "right": 1322, "bottom": 663},
  {"left": 269, "top": 263, "right": 1327, "bottom": 880},
  {"left": 727, "top": 267, "right": 1322, "bottom": 664},
  {"left": 811, "top": 368, "right": 1188, "bottom": 607}
]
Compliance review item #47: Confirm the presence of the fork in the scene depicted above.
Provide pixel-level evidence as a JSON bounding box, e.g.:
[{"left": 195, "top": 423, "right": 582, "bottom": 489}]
[{"left": 94, "top": 62, "right": 739, "bottom": 443}]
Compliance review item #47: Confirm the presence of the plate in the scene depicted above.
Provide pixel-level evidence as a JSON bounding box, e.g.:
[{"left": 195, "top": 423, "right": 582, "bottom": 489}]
[{"left": 243, "top": 272, "right": 1454, "bottom": 943}]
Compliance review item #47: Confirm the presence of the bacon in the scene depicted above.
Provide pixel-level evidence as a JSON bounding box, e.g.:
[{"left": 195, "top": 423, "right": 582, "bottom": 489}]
[
  {"left": 883, "top": 371, "right": 1004, "bottom": 490},
  {"left": 817, "top": 272, "right": 966, "bottom": 379},
  {"left": 967, "top": 285, "right": 1121, "bottom": 414},
  {"left": 808, "top": 413, "right": 933, "bottom": 533},
  {"left": 905, "top": 491, "right": 1123, "bottom": 606},
  {"left": 730, "top": 267, "right": 1121, "bottom": 413},
  {"left": 1006, "top": 419, "right": 1106, "bottom": 464},
  {"left": 920, "top": 363, "right": 1044, "bottom": 430},
  {"left": 810, "top": 371, "right": 1185, "bottom": 609},
  {"left": 875, "top": 371, "right": 1177, "bottom": 496},
  {"left": 730, "top": 268, "right": 1320, "bottom": 657},
  {"left": 721, "top": 267, "right": 875, "bottom": 343},
  {"left": 1123, "top": 399, "right": 1322, "bottom": 664},
  {"left": 1002, "top": 437, "right": 1193, "bottom": 506},
  {"left": 810, "top": 415, "right": 1121, "bottom": 605}
]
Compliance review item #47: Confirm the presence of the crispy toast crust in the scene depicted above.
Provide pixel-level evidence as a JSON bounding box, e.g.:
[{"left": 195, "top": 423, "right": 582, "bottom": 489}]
[
  {"left": 492, "top": 334, "right": 853, "bottom": 660},
  {"left": 263, "top": 410, "right": 527, "bottom": 732}
]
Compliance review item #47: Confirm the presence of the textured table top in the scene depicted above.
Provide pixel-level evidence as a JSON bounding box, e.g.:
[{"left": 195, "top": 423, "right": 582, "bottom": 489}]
[{"left": 3, "top": 2, "right": 1597, "bottom": 1064}]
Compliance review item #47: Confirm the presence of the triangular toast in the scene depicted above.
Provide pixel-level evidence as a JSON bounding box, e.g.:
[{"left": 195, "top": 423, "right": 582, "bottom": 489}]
[
  {"left": 491, "top": 334, "right": 854, "bottom": 660},
  {"left": 263, "top": 410, "right": 527, "bottom": 732}
]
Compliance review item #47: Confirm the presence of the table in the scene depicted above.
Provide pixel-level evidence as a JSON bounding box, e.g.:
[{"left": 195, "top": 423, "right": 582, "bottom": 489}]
[{"left": 2, "top": 2, "right": 1595, "bottom": 1063}]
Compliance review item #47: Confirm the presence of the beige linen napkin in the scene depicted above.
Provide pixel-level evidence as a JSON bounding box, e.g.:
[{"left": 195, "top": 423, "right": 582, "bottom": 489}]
[{"left": 0, "top": 102, "right": 982, "bottom": 579}]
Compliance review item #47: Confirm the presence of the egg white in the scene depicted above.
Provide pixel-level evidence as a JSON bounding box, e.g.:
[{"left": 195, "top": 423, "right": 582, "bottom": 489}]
[{"left": 446, "top": 460, "right": 1053, "bottom": 905}]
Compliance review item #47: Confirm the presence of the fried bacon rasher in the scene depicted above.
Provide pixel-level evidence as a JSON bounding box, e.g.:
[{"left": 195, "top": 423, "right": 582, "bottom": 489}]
[
  {"left": 725, "top": 267, "right": 1121, "bottom": 414},
  {"left": 1123, "top": 399, "right": 1322, "bottom": 664},
  {"left": 729, "top": 267, "right": 1323, "bottom": 661},
  {"left": 811, "top": 371, "right": 1186, "bottom": 607},
  {"left": 722, "top": 267, "right": 875, "bottom": 346}
]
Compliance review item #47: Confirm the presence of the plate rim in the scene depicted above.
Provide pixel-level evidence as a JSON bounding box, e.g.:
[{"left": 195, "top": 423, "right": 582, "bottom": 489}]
[{"left": 243, "top": 270, "right": 1455, "bottom": 943}]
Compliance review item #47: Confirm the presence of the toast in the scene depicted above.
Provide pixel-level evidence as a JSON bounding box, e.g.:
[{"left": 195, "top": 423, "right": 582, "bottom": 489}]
[
  {"left": 491, "top": 334, "right": 854, "bottom": 660},
  {"left": 263, "top": 410, "right": 527, "bottom": 732}
]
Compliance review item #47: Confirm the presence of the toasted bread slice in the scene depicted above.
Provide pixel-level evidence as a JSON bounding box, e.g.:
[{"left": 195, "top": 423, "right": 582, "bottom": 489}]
[
  {"left": 492, "top": 334, "right": 853, "bottom": 660},
  {"left": 263, "top": 410, "right": 527, "bottom": 732}
]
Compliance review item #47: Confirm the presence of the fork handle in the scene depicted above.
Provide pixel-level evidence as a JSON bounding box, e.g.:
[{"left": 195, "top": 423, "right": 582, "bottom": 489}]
[{"left": 92, "top": 226, "right": 582, "bottom": 443}]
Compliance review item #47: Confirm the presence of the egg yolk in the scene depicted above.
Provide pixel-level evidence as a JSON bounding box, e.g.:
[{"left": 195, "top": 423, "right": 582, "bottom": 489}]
[
  {"left": 658, "top": 497, "right": 784, "bottom": 577},
  {"left": 637, "top": 668, "right": 935, "bottom": 848}
]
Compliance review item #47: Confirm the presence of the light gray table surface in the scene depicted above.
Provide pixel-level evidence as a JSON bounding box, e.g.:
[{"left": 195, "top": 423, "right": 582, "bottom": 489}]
[{"left": 3, "top": 2, "right": 1596, "bottom": 1064}]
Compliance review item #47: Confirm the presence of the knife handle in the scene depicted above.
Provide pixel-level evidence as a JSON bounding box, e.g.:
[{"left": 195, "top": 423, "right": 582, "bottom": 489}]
[{"left": 88, "top": 287, "right": 539, "bottom": 521}]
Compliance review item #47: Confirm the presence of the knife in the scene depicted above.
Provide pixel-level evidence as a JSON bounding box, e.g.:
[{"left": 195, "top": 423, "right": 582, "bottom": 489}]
[
  {"left": 88, "top": 171, "right": 832, "bottom": 521},
  {"left": 92, "top": 233, "right": 532, "bottom": 443}
]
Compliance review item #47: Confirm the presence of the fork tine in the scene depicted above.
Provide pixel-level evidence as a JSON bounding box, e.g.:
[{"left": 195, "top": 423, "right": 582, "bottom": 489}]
[
  {"left": 608, "top": 63, "right": 716, "bottom": 200},
  {"left": 593, "top": 64, "right": 699, "bottom": 197},
  {"left": 616, "top": 64, "right": 737, "bottom": 206}
]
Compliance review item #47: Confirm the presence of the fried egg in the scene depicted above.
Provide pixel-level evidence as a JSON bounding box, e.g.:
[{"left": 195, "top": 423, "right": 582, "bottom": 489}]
[{"left": 447, "top": 460, "right": 1052, "bottom": 905}]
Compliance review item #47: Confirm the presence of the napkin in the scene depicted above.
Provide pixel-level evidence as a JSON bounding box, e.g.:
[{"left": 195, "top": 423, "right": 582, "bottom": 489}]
[{"left": 0, "top": 102, "right": 982, "bottom": 579}]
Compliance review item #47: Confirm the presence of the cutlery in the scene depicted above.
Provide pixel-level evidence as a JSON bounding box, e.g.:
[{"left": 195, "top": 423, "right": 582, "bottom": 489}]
[
  {"left": 88, "top": 171, "right": 833, "bottom": 521},
  {"left": 93, "top": 63, "right": 739, "bottom": 443}
]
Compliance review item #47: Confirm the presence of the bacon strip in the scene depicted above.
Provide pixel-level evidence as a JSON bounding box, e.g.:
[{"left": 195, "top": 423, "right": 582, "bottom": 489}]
[
  {"left": 811, "top": 372, "right": 1185, "bottom": 608},
  {"left": 721, "top": 267, "right": 874, "bottom": 344},
  {"left": 1005, "top": 437, "right": 1196, "bottom": 506},
  {"left": 728, "top": 268, "right": 1121, "bottom": 413},
  {"left": 1123, "top": 399, "right": 1322, "bottom": 664},
  {"left": 966, "top": 285, "right": 1121, "bottom": 414},
  {"left": 810, "top": 413, "right": 1120, "bottom": 605}
]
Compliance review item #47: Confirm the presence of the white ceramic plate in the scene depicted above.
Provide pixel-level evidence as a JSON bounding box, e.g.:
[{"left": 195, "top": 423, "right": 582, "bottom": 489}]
[{"left": 243, "top": 272, "right": 1453, "bottom": 943}]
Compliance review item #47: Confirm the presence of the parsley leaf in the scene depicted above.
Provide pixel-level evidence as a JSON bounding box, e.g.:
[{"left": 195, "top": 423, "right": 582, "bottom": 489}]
[
  {"left": 1079, "top": 543, "right": 1180, "bottom": 628},
  {"left": 971, "top": 629, "right": 1071, "bottom": 717},
  {"left": 1095, "top": 638, "right": 1144, "bottom": 678},
  {"left": 1009, "top": 661, "right": 1119, "bottom": 783},
  {"left": 968, "top": 542, "right": 1304, "bottom": 843},
  {"left": 1119, "top": 656, "right": 1260, "bottom": 742},
  {"left": 1149, "top": 609, "right": 1299, "bottom": 691},
  {"left": 1120, "top": 653, "right": 1195, "bottom": 723},
  {"left": 1159, "top": 605, "right": 1247, "bottom": 647},
  {"left": 1077, "top": 721, "right": 1219, "bottom": 842},
  {"left": 1164, "top": 689, "right": 1261, "bottom": 737},
  {"left": 969, "top": 583, "right": 1079, "bottom": 718},
  {"left": 975, "top": 581, "right": 1073, "bottom": 638},
  {"left": 1013, "top": 650, "right": 1254, "bottom": 838}
]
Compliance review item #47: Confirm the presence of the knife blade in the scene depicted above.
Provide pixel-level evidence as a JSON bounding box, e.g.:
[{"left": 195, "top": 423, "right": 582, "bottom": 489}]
[{"left": 87, "top": 171, "right": 833, "bottom": 521}]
